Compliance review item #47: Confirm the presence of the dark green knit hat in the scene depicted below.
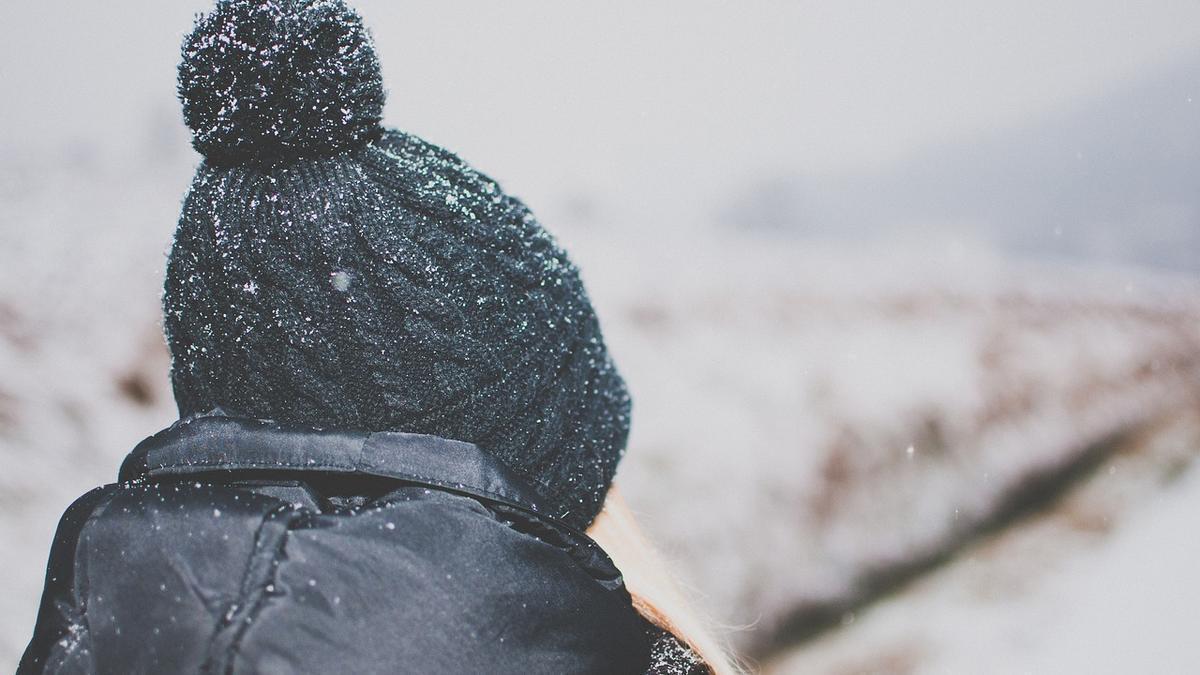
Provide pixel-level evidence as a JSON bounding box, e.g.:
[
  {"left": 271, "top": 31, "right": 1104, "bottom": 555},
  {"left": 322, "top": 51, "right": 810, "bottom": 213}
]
[{"left": 165, "top": 0, "right": 631, "bottom": 529}]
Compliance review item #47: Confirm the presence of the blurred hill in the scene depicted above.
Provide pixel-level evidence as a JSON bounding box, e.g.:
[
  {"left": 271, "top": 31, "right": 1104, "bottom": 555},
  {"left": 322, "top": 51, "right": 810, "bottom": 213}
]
[{"left": 721, "top": 52, "right": 1200, "bottom": 272}]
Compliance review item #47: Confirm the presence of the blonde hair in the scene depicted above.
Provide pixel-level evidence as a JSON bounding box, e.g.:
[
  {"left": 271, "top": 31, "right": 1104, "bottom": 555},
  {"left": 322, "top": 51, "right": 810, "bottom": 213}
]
[{"left": 587, "top": 485, "right": 741, "bottom": 675}]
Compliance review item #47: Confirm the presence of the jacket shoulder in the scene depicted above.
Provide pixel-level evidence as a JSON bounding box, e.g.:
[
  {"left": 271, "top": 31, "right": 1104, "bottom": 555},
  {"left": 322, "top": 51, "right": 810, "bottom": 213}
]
[
  {"left": 20, "top": 480, "right": 297, "bottom": 674},
  {"left": 21, "top": 478, "right": 654, "bottom": 674},
  {"left": 19, "top": 485, "right": 117, "bottom": 674}
]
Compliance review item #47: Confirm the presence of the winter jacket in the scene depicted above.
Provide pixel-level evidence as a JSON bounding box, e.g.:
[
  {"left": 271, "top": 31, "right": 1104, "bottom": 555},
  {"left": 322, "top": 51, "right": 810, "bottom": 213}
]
[{"left": 19, "top": 412, "right": 705, "bottom": 674}]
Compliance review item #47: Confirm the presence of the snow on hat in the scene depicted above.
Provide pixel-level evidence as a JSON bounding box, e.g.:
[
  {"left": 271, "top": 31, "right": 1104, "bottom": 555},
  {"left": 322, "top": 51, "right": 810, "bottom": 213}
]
[{"left": 165, "top": 0, "right": 631, "bottom": 529}]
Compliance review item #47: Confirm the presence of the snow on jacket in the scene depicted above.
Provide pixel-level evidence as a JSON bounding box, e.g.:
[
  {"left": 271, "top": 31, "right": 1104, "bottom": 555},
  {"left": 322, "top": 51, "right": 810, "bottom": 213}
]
[{"left": 19, "top": 413, "right": 702, "bottom": 674}]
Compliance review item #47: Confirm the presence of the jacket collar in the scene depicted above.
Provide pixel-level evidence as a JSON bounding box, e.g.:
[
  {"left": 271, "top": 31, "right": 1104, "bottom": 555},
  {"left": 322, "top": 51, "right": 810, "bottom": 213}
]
[{"left": 119, "top": 410, "right": 544, "bottom": 515}]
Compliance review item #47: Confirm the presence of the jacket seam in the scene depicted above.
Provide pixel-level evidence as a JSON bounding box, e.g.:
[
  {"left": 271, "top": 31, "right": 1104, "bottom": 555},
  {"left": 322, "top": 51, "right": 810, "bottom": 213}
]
[
  {"left": 202, "top": 503, "right": 299, "bottom": 675},
  {"left": 145, "top": 459, "right": 543, "bottom": 518}
]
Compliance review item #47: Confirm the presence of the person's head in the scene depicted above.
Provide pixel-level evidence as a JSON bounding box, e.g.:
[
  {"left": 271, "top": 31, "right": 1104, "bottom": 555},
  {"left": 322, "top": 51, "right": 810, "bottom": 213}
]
[
  {"left": 166, "top": 3, "right": 742, "bottom": 671},
  {"left": 163, "top": 0, "right": 629, "bottom": 532}
]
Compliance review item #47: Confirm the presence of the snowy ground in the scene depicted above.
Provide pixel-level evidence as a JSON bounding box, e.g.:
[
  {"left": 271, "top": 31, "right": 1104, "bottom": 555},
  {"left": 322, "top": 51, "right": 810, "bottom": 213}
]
[{"left": 767, "top": 412, "right": 1200, "bottom": 674}]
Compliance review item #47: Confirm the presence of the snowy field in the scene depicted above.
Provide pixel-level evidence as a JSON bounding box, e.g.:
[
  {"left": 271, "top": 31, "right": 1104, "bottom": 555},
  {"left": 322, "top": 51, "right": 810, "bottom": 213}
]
[
  {"left": 767, "top": 413, "right": 1200, "bottom": 674},
  {"left": 581, "top": 234, "right": 1200, "bottom": 664}
]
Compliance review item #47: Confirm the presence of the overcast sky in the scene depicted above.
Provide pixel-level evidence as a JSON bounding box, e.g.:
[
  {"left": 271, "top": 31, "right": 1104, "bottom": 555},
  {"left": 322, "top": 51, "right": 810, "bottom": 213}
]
[{"left": 3, "top": 1, "right": 1198, "bottom": 266}]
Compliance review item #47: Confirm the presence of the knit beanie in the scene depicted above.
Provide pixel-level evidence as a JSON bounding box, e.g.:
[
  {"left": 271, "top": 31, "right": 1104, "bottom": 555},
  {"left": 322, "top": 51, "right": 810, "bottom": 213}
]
[{"left": 164, "top": 0, "right": 631, "bottom": 530}]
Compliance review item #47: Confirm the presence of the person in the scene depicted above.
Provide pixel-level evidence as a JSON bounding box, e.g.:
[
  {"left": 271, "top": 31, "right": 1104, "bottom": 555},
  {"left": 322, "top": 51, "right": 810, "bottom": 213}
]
[{"left": 19, "top": 1, "right": 734, "bottom": 673}]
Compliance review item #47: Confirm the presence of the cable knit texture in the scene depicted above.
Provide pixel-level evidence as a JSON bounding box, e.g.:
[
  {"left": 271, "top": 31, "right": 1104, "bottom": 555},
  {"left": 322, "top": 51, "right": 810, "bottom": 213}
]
[{"left": 166, "top": 0, "right": 631, "bottom": 531}]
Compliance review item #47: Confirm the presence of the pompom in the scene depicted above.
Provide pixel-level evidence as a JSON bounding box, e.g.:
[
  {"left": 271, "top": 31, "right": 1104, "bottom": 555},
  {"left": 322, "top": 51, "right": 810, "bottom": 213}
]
[{"left": 179, "top": 0, "right": 386, "bottom": 166}]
